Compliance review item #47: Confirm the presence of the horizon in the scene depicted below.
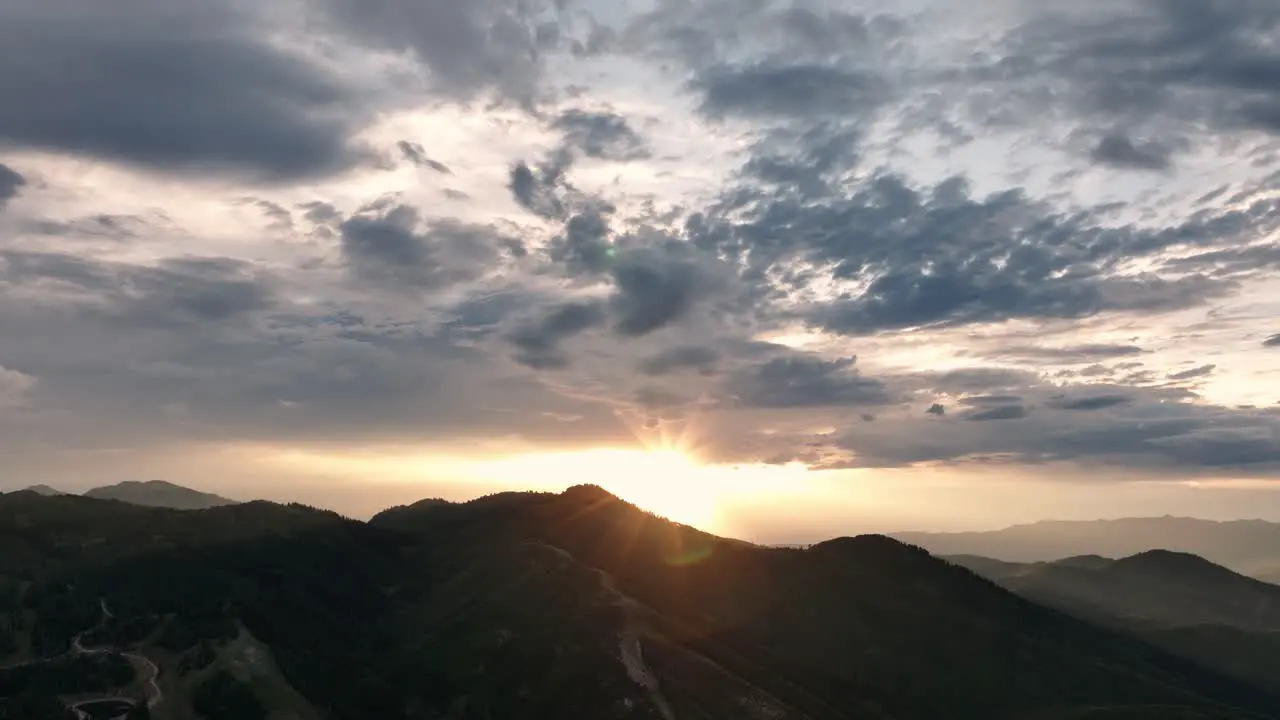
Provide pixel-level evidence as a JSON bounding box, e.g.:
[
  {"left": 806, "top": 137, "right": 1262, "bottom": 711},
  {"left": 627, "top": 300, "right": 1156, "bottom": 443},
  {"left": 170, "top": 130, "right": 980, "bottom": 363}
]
[
  {"left": 2, "top": 0, "right": 1280, "bottom": 538},
  {"left": 17, "top": 477, "right": 1280, "bottom": 546}
]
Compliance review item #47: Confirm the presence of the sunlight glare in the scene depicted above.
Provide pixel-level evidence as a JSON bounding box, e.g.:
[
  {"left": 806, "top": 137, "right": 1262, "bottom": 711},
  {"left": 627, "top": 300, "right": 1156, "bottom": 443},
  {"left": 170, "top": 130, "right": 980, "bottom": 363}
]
[{"left": 468, "top": 448, "right": 805, "bottom": 531}]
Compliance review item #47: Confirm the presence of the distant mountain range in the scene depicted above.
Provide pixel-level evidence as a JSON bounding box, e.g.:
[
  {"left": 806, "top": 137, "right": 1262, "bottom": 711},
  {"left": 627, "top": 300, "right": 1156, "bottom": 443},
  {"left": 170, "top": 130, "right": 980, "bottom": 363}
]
[
  {"left": 950, "top": 550, "right": 1280, "bottom": 696},
  {"left": 894, "top": 516, "right": 1280, "bottom": 580},
  {"left": 950, "top": 550, "right": 1280, "bottom": 632},
  {"left": 2, "top": 487, "right": 1278, "bottom": 719},
  {"left": 17, "top": 480, "right": 237, "bottom": 510}
]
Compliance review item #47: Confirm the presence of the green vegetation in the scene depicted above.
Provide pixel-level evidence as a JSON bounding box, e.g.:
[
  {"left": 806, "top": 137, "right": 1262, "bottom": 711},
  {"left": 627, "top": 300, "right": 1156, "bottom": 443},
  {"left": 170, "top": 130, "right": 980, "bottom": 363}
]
[
  {"left": 0, "top": 654, "right": 133, "bottom": 720},
  {"left": 192, "top": 670, "right": 267, "bottom": 720}
]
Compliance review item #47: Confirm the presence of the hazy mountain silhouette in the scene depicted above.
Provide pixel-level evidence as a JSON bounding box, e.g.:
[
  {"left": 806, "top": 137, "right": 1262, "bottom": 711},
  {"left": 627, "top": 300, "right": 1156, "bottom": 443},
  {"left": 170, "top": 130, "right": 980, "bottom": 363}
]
[
  {"left": 1, "top": 488, "right": 1278, "bottom": 719},
  {"left": 22, "top": 485, "right": 65, "bottom": 496},
  {"left": 82, "top": 480, "right": 237, "bottom": 510},
  {"left": 951, "top": 551, "right": 1280, "bottom": 632},
  {"left": 896, "top": 517, "right": 1280, "bottom": 579},
  {"left": 951, "top": 550, "right": 1280, "bottom": 697}
]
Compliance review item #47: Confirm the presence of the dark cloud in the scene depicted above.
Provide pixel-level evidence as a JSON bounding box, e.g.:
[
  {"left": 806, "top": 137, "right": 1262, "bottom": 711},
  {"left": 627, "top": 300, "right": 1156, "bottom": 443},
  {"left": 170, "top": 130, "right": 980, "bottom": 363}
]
[
  {"left": 319, "top": 0, "right": 585, "bottom": 104},
  {"left": 21, "top": 214, "right": 151, "bottom": 241},
  {"left": 930, "top": 368, "right": 1039, "bottom": 393},
  {"left": 339, "top": 205, "right": 509, "bottom": 292},
  {"left": 985, "top": 344, "right": 1147, "bottom": 363},
  {"left": 739, "top": 123, "right": 862, "bottom": 199},
  {"left": 927, "top": 403, "right": 946, "bottom": 416},
  {"left": 552, "top": 109, "right": 649, "bottom": 161},
  {"left": 397, "top": 141, "right": 452, "bottom": 173},
  {"left": 1168, "top": 364, "right": 1217, "bottom": 381},
  {"left": 634, "top": 385, "right": 688, "bottom": 413},
  {"left": 692, "top": 170, "right": 1265, "bottom": 335},
  {"left": 787, "top": 377, "right": 1280, "bottom": 472},
  {"left": 0, "top": 251, "right": 276, "bottom": 329},
  {"left": 508, "top": 301, "right": 607, "bottom": 370},
  {"left": 964, "top": 405, "right": 1028, "bottom": 422},
  {"left": 300, "top": 201, "right": 341, "bottom": 225},
  {"left": 253, "top": 200, "right": 293, "bottom": 231},
  {"left": 0, "top": 0, "right": 372, "bottom": 179},
  {"left": 609, "top": 248, "right": 703, "bottom": 337},
  {"left": 959, "top": 395, "right": 1024, "bottom": 407},
  {"left": 725, "top": 355, "right": 893, "bottom": 409},
  {"left": 1089, "top": 133, "right": 1173, "bottom": 171},
  {"left": 639, "top": 346, "right": 720, "bottom": 376},
  {"left": 694, "top": 64, "right": 885, "bottom": 120},
  {"left": 509, "top": 156, "right": 571, "bottom": 220},
  {"left": 974, "top": 0, "right": 1280, "bottom": 147},
  {"left": 0, "top": 163, "right": 24, "bottom": 205},
  {"left": 1048, "top": 394, "right": 1134, "bottom": 411},
  {"left": 548, "top": 209, "right": 613, "bottom": 272},
  {"left": 1264, "top": 334, "right": 1280, "bottom": 348},
  {"left": 1146, "top": 427, "right": 1280, "bottom": 468}
]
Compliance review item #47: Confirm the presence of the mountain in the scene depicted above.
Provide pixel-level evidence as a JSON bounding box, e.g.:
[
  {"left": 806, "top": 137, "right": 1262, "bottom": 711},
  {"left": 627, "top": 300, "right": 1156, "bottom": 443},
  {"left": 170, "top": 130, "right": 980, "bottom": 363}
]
[
  {"left": 896, "top": 516, "right": 1280, "bottom": 579},
  {"left": 950, "top": 550, "right": 1280, "bottom": 696},
  {"left": 951, "top": 551, "right": 1280, "bottom": 632},
  {"left": 22, "top": 485, "right": 64, "bottom": 496},
  {"left": 83, "top": 480, "right": 238, "bottom": 510},
  {"left": 1, "top": 487, "right": 1278, "bottom": 719}
]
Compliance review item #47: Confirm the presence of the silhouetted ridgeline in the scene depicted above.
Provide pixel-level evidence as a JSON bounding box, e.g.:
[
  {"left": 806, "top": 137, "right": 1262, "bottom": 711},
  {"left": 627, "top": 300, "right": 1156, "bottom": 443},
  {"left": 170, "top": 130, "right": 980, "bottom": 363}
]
[{"left": 0, "top": 487, "right": 1276, "bottom": 719}]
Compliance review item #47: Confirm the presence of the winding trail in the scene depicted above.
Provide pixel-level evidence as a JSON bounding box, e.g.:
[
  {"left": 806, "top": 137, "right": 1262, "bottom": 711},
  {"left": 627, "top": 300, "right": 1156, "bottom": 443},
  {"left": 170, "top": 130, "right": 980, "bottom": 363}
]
[
  {"left": 538, "top": 543, "right": 677, "bottom": 720},
  {"left": 7, "top": 598, "right": 163, "bottom": 714},
  {"left": 77, "top": 600, "right": 162, "bottom": 708}
]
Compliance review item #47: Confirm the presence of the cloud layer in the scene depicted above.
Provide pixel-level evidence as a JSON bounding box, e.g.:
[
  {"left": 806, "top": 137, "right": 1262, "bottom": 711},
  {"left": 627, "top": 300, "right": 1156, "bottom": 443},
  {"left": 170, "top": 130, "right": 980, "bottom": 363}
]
[{"left": 2, "top": 0, "right": 1279, "bottom": 494}]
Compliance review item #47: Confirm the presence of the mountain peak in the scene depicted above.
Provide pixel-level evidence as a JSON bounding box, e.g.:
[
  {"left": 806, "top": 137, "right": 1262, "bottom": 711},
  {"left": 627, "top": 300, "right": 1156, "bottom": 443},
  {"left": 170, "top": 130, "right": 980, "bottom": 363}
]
[
  {"left": 809, "top": 534, "right": 933, "bottom": 565},
  {"left": 1113, "top": 549, "right": 1230, "bottom": 576},
  {"left": 22, "top": 484, "right": 65, "bottom": 496},
  {"left": 560, "top": 483, "right": 621, "bottom": 501},
  {"left": 84, "top": 480, "right": 238, "bottom": 510}
]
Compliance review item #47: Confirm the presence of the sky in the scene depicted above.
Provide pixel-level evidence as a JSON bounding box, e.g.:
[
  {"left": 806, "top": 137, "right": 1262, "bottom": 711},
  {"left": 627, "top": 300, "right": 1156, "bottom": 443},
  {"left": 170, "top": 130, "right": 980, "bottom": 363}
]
[{"left": 1, "top": 0, "right": 1279, "bottom": 539}]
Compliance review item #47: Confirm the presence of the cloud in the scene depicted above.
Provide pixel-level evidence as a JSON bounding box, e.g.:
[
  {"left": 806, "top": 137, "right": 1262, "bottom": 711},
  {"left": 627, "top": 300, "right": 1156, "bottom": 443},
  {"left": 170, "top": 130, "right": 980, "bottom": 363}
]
[
  {"left": 509, "top": 157, "right": 572, "bottom": 220},
  {"left": 508, "top": 301, "right": 607, "bottom": 370},
  {"left": 552, "top": 109, "right": 650, "bottom": 161},
  {"left": 397, "top": 141, "right": 452, "bottom": 173},
  {"left": 318, "top": 0, "right": 582, "bottom": 104},
  {"left": 984, "top": 344, "right": 1147, "bottom": 364},
  {"left": 339, "top": 205, "right": 513, "bottom": 292},
  {"left": 6, "top": 0, "right": 1280, "bottom": 493},
  {"left": 693, "top": 169, "right": 1268, "bottom": 336},
  {"left": 1146, "top": 426, "right": 1280, "bottom": 468},
  {"left": 813, "top": 380, "right": 1280, "bottom": 471},
  {"left": 1168, "top": 364, "right": 1217, "bottom": 381},
  {"left": 0, "top": 251, "right": 277, "bottom": 328},
  {"left": 638, "top": 346, "right": 720, "bottom": 376},
  {"left": 1264, "top": 334, "right": 1280, "bottom": 348},
  {"left": 694, "top": 63, "right": 886, "bottom": 120},
  {"left": 1048, "top": 394, "right": 1133, "bottom": 411},
  {"left": 0, "top": 163, "right": 24, "bottom": 206},
  {"left": 1089, "top": 133, "right": 1173, "bottom": 171},
  {"left": 929, "top": 368, "right": 1040, "bottom": 393},
  {"left": 609, "top": 247, "right": 705, "bottom": 337},
  {"left": 964, "top": 404, "right": 1028, "bottom": 422},
  {"left": 548, "top": 208, "right": 613, "bottom": 271},
  {"left": 0, "top": 366, "right": 34, "bottom": 407},
  {"left": 0, "top": 0, "right": 374, "bottom": 179},
  {"left": 724, "top": 354, "right": 893, "bottom": 409},
  {"left": 970, "top": 0, "right": 1280, "bottom": 150}
]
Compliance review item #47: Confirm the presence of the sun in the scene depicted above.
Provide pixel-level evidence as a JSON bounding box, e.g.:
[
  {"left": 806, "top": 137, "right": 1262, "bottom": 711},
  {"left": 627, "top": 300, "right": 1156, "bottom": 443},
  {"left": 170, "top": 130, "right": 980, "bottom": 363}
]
[{"left": 468, "top": 448, "right": 729, "bottom": 529}]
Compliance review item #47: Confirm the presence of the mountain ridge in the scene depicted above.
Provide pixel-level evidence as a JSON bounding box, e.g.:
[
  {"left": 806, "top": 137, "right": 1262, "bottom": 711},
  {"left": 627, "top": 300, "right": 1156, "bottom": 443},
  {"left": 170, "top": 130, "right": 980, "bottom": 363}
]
[
  {"left": 82, "top": 480, "right": 238, "bottom": 510},
  {"left": 895, "top": 516, "right": 1280, "bottom": 579},
  {"left": 949, "top": 549, "right": 1280, "bottom": 698},
  {"left": 4, "top": 487, "right": 1280, "bottom": 718}
]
